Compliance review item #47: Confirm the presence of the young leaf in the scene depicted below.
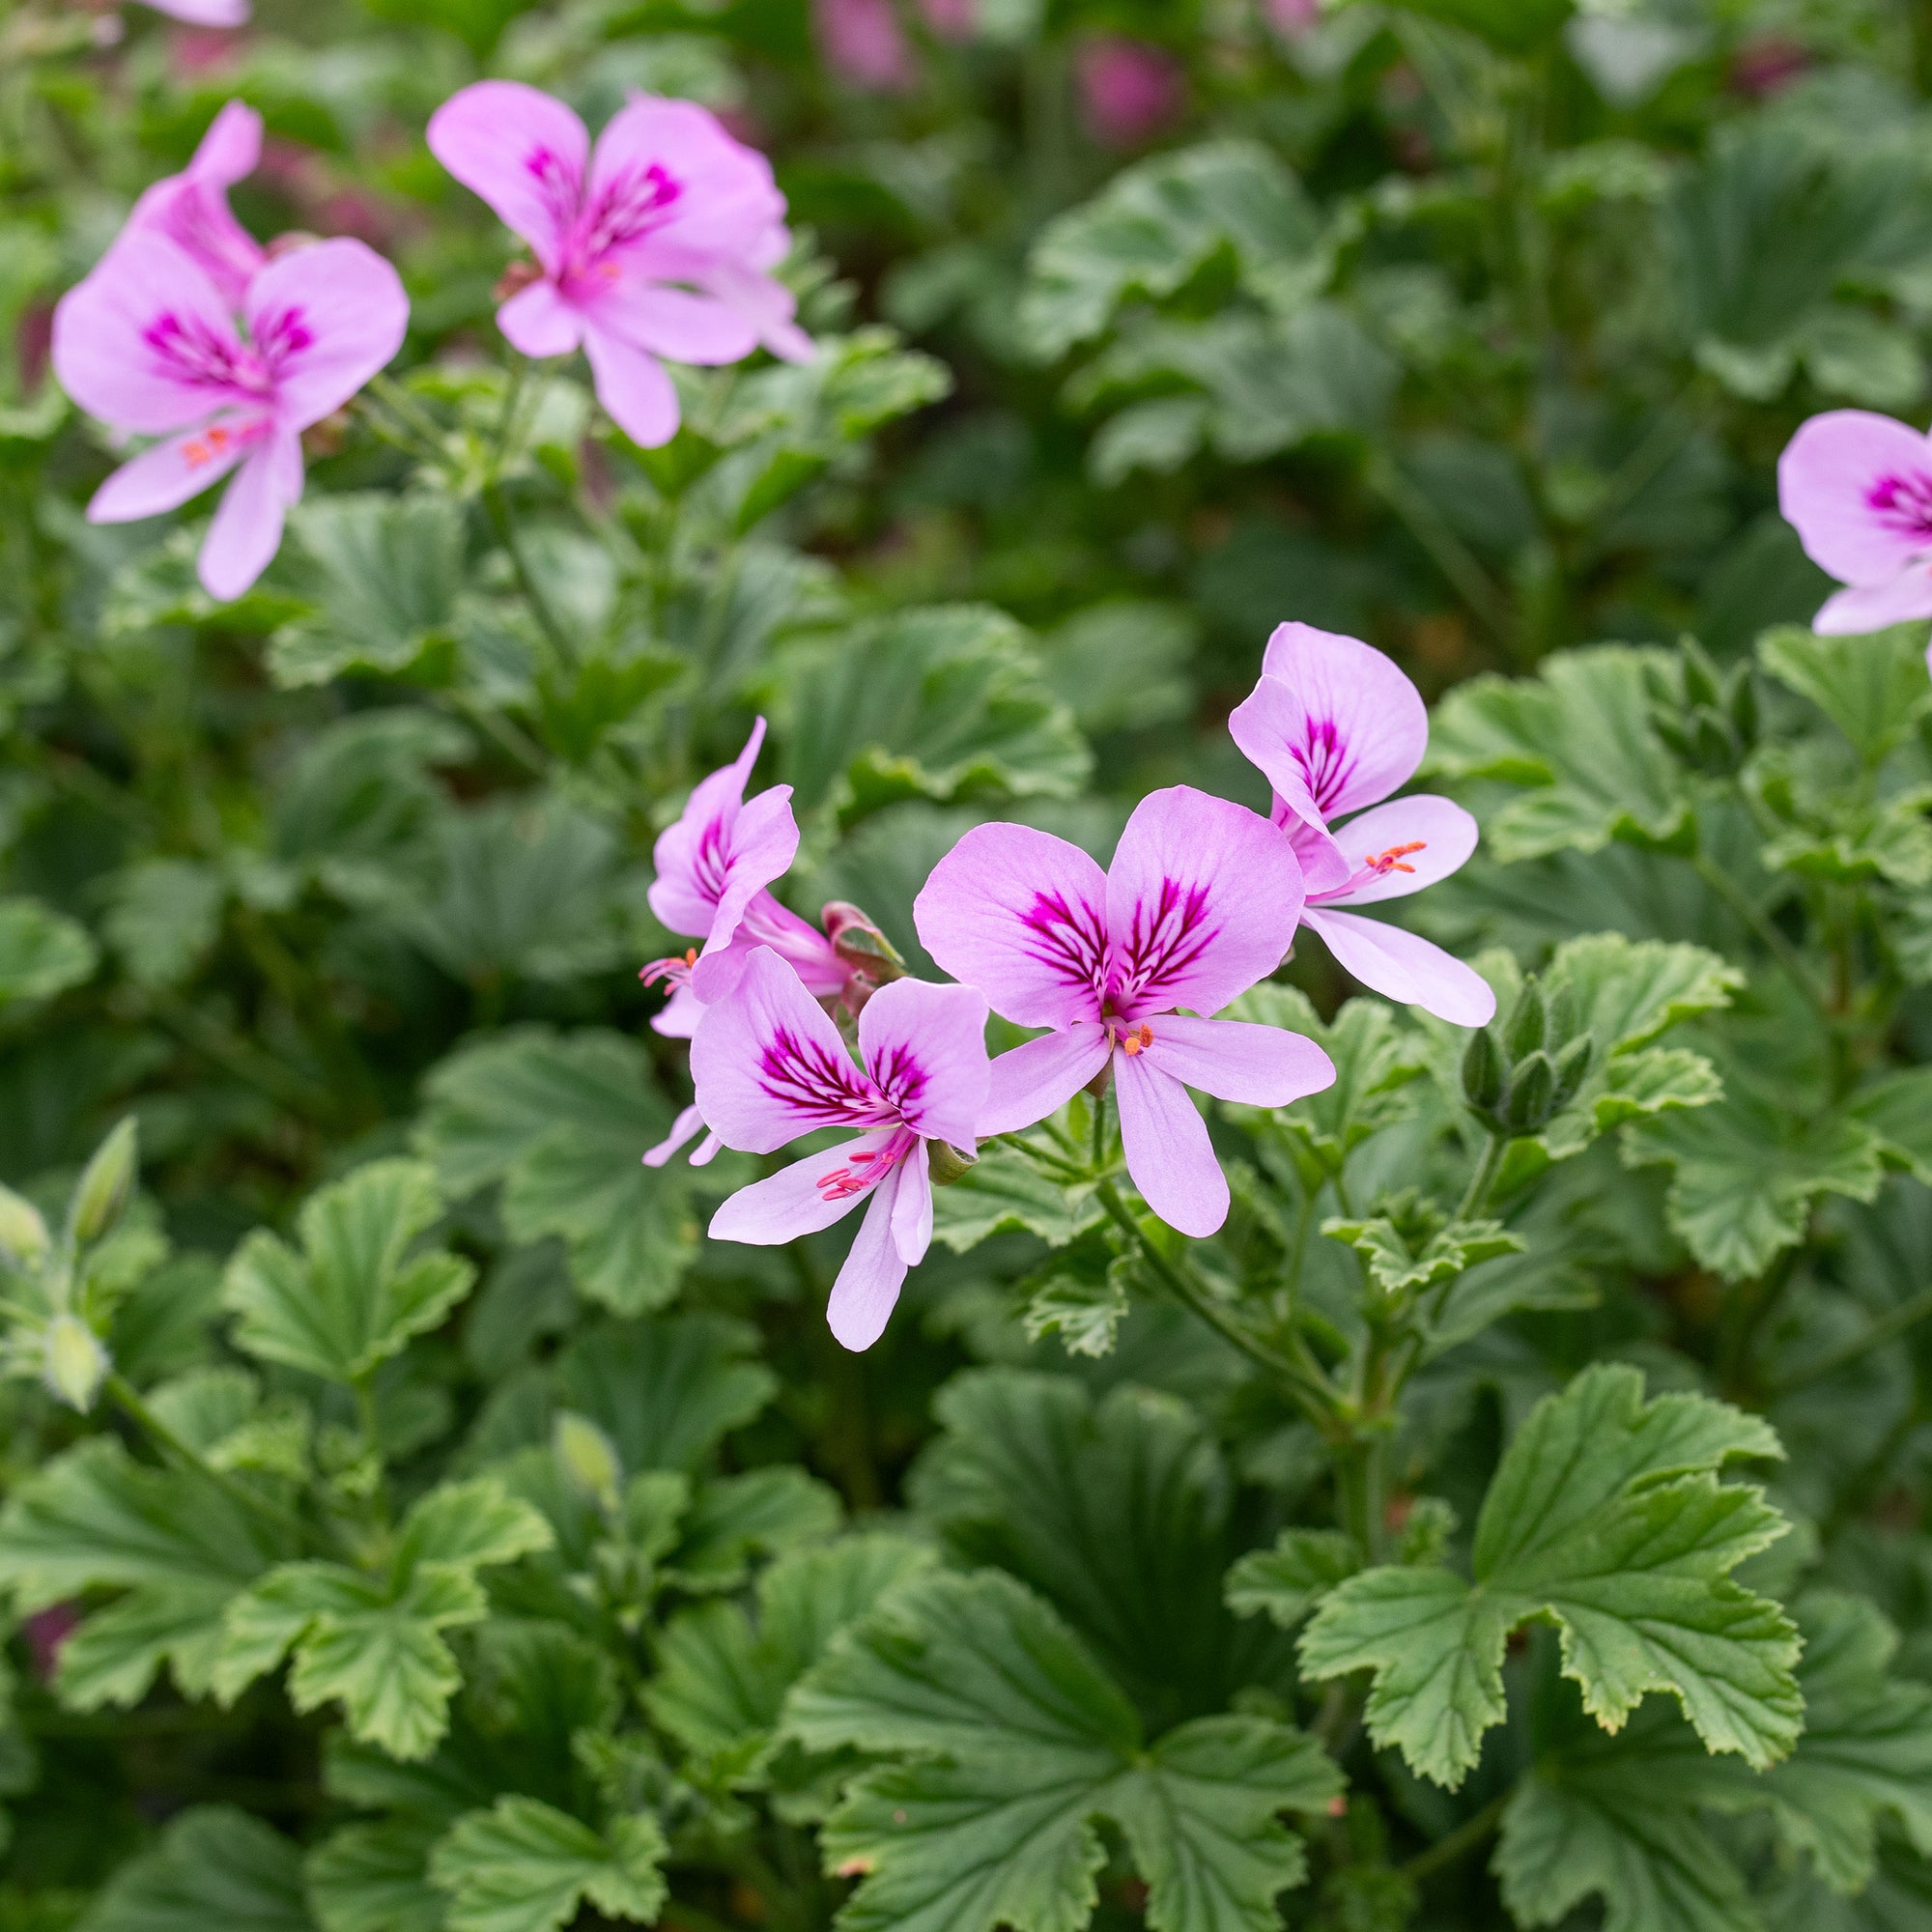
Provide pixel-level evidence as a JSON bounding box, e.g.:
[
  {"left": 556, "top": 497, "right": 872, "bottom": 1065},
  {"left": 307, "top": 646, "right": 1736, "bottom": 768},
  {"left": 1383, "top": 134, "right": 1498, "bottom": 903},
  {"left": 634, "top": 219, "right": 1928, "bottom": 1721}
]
[
  {"left": 1299, "top": 1365, "right": 1799, "bottom": 1789},
  {"left": 1225, "top": 1530, "right": 1360, "bottom": 1632},
  {"left": 1757, "top": 623, "right": 1932, "bottom": 766},
  {"left": 930, "top": 1135, "right": 1104, "bottom": 1252},
  {"left": 1322, "top": 1214, "right": 1522, "bottom": 1299},
  {"left": 222, "top": 1160, "right": 475, "bottom": 1384},
  {"left": 306, "top": 1817, "right": 445, "bottom": 1932},
  {"left": 427, "top": 1797, "right": 668, "bottom": 1932},
  {"left": 0, "top": 896, "right": 98, "bottom": 1009},
  {"left": 83, "top": 1805, "right": 312, "bottom": 1932},
  {"left": 784, "top": 1569, "right": 1341, "bottom": 1932}
]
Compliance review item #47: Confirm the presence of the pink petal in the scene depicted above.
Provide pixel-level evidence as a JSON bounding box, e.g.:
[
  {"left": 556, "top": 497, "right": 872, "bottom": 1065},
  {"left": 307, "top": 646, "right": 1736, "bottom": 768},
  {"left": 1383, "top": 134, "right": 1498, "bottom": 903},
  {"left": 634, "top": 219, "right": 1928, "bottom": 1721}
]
[
  {"left": 708, "top": 1132, "right": 888, "bottom": 1243},
  {"left": 589, "top": 97, "right": 785, "bottom": 262},
  {"left": 693, "top": 789, "right": 801, "bottom": 980},
  {"left": 691, "top": 1131, "right": 722, "bottom": 1166},
  {"left": 737, "top": 894, "right": 847, "bottom": 998},
  {"left": 1776, "top": 410, "right": 1932, "bottom": 587},
  {"left": 1813, "top": 571, "right": 1932, "bottom": 635},
  {"left": 52, "top": 233, "right": 248, "bottom": 434},
  {"left": 890, "top": 1151, "right": 933, "bottom": 1265},
  {"left": 648, "top": 719, "right": 770, "bottom": 936},
  {"left": 586, "top": 282, "right": 760, "bottom": 367},
  {"left": 1236, "top": 623, "right": 1429, "bottom": 820},
  {"left": 980, "top": 1026, "right": 1111, "bottom": 1136},
  {"left": 582, "top": 325, "right": 680, "bottom": 446},
  {"left": 87, "top": 413, "right": 258, "bottom": 523},
  {"left": 1318, "top": 795, "right": 1479, "bottom": 905},
  {"left": 427, "top": 81, "right": 586, "bottom": 276},
  {"left": 643, "top": 1103, "right": 707, "bottom": 1169},
  {"left": 816, "top": 0, "right": 919, "bottom": 91},
  {"left": 1139, "top": 1014, "right": 1334, "bottom": 1107},
  {"left": 1300, "top": 907, "right": 1496, "bottom": 1026},
  {"left": 826, "top": 1172, "right": 913, "bottom": 1351},
  {"left": 187, "top": 99, "right": 261, "bottom": 182},
  {"left": 138, "top": 0, "right": 250, "bottom": 21},
  {"left": 650, "top": 982, "right": 705, "bottom": 1039},
  {"left": 497, "top": 280, "right": 583, "bottom": 359},
  {"left": 857, "top": 977, "right": 990, "bottom": 1151},
  {"left": 199, "top": 429, "right": 301, "bottom": 601},
  {"left": 696, "top": 259, "right": 815, "bottom": 364},
  {"left": 913, "top": 822, "right": 1110, "bottom": 1029},
  {"left": 127, "top": 99, "right": 265, "bottom": 309},
  {"left": 1114, "top": 1054, "right": 1228, "bottom": 1238},
  {"left": 690, "top": 945, "right": 885, "bottom": 1151},
  {"left": 247, "top": 239, "right": 410, "bottom": 430},
  {"left": 1105, "top": 786, "right": 1302, "bottom": 1020}
]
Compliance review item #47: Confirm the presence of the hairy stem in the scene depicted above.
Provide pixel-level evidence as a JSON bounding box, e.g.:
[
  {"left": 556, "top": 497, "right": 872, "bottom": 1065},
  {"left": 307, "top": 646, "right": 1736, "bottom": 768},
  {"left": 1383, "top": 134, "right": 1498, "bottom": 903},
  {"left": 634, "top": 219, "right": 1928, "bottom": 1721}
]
[{"left": 1456, "top": 1131, "right": 1508, "bottom": 1221}]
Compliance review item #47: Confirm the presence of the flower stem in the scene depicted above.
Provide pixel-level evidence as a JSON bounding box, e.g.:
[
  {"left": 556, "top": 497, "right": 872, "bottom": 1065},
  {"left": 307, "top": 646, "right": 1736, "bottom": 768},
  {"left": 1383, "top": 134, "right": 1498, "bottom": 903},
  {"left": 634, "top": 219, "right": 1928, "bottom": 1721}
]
[
  {"left": 1456, "top": 1131, "right": 1508, "bottom": 1221},
  {"left": 1690, "top": 851, "right": 1829, "bottom": 1022},
  {"left": 482, "top": 479, "right": 578, "bottom": 672},
  {"left": 1400, "top": 1792, "right": 1508, "bottom": 1885}
]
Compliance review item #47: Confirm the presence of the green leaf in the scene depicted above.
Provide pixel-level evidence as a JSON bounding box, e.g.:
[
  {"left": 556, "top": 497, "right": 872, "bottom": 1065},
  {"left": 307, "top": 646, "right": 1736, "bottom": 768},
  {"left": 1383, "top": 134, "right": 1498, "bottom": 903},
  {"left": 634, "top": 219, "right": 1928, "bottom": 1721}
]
[
  {"left": 306, "top": 1818, "right": 445, "bottom": 1932},
  {"left": 663, "top": 1465, "right": 843, "bottom": 1593},
  {"left": 1425, "top": 647, "right": 1693, "bottom": 862},
  {"left": 392, "top": 1477, "right": 554, "bottom": 1577},
  {"left": 785, "top": 1569, "right": 1340, "bottom": 1932},
  {"left": 53, "top": 1579, "right": 238, "bottom": 1710},
  {"left": 1624, "top": 1096, "right": 1888, "bottom": 1280},
  {"left": 1020, "top": 140, "right": 1328, "bottom": 359},
  {"left": 1020, "top": 1255, "right": 1130, "bottom": 1359},
  {"left": 1038, "top": 601, "right": 1196, "bottom": 734},
  {"left": 99, "top": 526, "right": 307, "bottom": 639},
  {"left": 930, "top": 1133, "right": 1105, "bottom": 1252},
  {"left": 1757, "top": 622, "right": 1932, "bottom": 764},
  {"left": 1225, "top": 1530, "right": 1360, "bottom": 1632},
  {"left": 267, "top": 495, "right": 467, "bottom": 688},
  {"left": 428, "top": 1798, "right": 668, "bottom": 1932},
  {"left": 0, "top": 896, "right": 98, "bottom": 1009},
  {"left": 774, "top": 605, "right": 1091, "bottom": 827},
  {"left": 81, "top": 1805, "right": 312, "bottom": 1932},
  {"left": 415, "top": 1029, "right": 709, "bottom": 1315},
  {"left": 223, "top": 1159, "right": 474, "bottom": 1383},
  {"left": 648, "top": 1534, "right": 934, "bottom": 1769},
  {"left": 1322, "top": 1213, "right": 1523, "bottom": 1299},
  {"left": 1299, "top": 1364, "right": 1798, "bottom": 1789},
  {"left": 1390, "top": 0, "right": 1571, "bottom": 56},
  {"left": 99, "top": 860, "right": 225, "bottom": 987},
  {"left": 1848, "top": 1066, "right": 1932, "bottom": 1183}
]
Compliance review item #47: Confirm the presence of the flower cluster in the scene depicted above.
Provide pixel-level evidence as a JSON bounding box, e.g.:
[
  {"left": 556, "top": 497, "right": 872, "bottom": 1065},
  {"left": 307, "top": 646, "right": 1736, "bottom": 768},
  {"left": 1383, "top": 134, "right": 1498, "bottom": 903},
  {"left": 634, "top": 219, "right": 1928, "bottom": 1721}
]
[
  {"left": 48, "top": 86, "right": 810, "bottom": 600},
  {"left": 666, "top": 628, "right": 1493, "bottom": 1349}
]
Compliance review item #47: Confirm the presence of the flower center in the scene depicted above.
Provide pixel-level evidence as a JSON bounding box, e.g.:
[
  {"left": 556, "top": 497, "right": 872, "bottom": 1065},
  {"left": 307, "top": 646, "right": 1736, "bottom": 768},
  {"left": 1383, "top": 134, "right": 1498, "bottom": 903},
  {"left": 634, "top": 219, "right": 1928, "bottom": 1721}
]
[
  {"left": 569, "top": 161, "right": 683, "bottom": 277},
  {"left": 1108, "top": 1020, "right": 1154, "bottom": 1056},
  {"left": 815, "top": 1129, "right": 916, "bottom": 1201},
  {"left": 1867, "top": 469, "right": 1932, "bottom": 543},
  {"left": 639, "top": 947, "right": 698, "bottom": 991}
]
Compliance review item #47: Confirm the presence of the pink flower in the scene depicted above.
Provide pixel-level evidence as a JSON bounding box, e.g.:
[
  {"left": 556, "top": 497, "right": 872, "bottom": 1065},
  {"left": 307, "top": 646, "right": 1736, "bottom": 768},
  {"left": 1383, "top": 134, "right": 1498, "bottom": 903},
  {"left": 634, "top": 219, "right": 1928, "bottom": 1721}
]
[
  {"left": 124, "top": 99, "right": 265, "bottom": 309},
  {"left": 913, "top": 786, "right": 1335, "bottom": 1238},
  {"left": 815, "top": 0, "right": 917, "bottom": 88},
  {"left": 918, "top": 0, "right": 976, "bottom": 41},
  {"left": 1229, "top": 624, "right": 1494, "bottom": 1028},
  {"left": 426, "top": 83, "right": 811, "bottom": 451},
  {"left": 51, "top": 231, "right": 409, "bottom": 600},
  {"left": 1076, "top": 35, "right": 1184, "bottom": 148},
  {"left": 134, "top": 0, "right": 249, "bottom": 23},
  {"left": 1777, "top": 411, "right": 1932, "bottom": 640},
  {"left": 693, "top": 948, "right": 989, "bottom": 1350}
]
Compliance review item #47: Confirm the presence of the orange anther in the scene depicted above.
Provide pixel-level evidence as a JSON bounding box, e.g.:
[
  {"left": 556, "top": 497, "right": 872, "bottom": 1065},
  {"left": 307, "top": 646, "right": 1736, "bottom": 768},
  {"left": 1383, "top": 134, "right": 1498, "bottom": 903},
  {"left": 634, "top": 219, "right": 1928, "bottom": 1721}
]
[
  {"left": 1121, "top": 1023, "right": 1153, "bottom": 1056},
  {"left": 1366, "top": 839, "right": 1427, "bottom": 874}
]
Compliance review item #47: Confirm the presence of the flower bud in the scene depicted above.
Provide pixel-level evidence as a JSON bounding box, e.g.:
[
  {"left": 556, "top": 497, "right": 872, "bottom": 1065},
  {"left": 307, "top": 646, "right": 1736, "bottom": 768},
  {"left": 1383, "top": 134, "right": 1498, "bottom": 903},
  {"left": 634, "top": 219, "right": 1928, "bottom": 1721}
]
[
  {"left": 1503, "top": 985, "right": 1546, "bottom": 1061},
  {"left": 1462, "top": 1027, "right": 1504, "bottom": 1115},
  {"left": 1551, "top": 1034, "right": 1594, "bottom": 1111},
  {"left": 1544, "top": 980, "right": 1577, "bottom": 1047},
  {"left": 0, "top": 1187, "right": 50, "bottom": 1272},
  {"left": 69, "top": 1119, "right": 137, "bottom": 1248},
  {"left": 43, "top": 1315, "right": 109, "bottom": 1414},
  {"left": 821, "top": 902, "right": 906, "bottom": 981},
  {"left": 1503, "top": 1051, "right": 1555, "bottom": 1134},
  {"left": 927, "top": 1139, "right": 979, "bottom": 1185},
  {"left": 553, "top": 1410, "right": 623, "bottom": 1510}
]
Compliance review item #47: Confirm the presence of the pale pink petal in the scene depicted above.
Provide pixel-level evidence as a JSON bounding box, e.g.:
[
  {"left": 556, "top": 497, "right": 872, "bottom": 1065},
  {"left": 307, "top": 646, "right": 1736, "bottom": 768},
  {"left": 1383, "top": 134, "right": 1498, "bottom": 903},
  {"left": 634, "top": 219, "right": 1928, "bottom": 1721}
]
[
  {"left": 1105, "top": 786, "right": 1302, "bottom": 1020},
  {"left": 817, "top": 0, "right": 919, "bottom": 91},
  {"left": 890, "top": 1151, "right": 934, "bottom": 1266},
  {"left": 187, "top": 99, "right": 261, "bottom": 181},
  {"left": 1114, "top": 1054, "right": 1228, "bottom": 1238},
  {"left": 1283, "top": 811, "right": 1353, "bottom": 896},
  {"left": 690, "top": 945, "right": 885, "bottom": 1151},
  {"left": 426, "top": 82, "right": 586, "bottom": 276},
  {"left": 695, "top": 788, "right": 801, "bottom": 970},
  {"left": 138, "top": 0, "right": 250, "bottom": 22},
  {"left": 589, "top": 97, "right": 785, "bottom": 260},
  {"left": 497, "top": 280, "right": 583, "bottom": 359},
  {"left": 1241, "top": 623, "right": 1429, "bottom": 818},
  {"left": 691, "top": 1131, "right": 722, "bottom": 1166},
  {"left": 582, "top": 325, "right": 680, "bottom": 446},
  {"left": 708, "top": 1132, "right": 889, "bottom": 1243},
  {"left": 199, "top": 429, "right": 301, "bottom": 601},
  {"left": 1776, "top": 410, "right": 1932, "bottom": 586},
  {"left": 980, "top": 1026, "right": 1111, "bottom": 1136},
  {"left": 1813, "top": 571, "right": 1932, "bottom": 635},
  {"left": 247, "top": 240, "right": 410, "bottom": 430},
  {"left": 586, "top": 282, "right": 759, "bottom": 367},
  {"left": 52, "top": 233, "right": 248, "bottom": 434},
  {"left": 857, "top": 977, "right": 990, "bottom": 1150},
  {"left": 1318, "top": 795, "right": 1480, "bottom": 905},
  {"left": 913, "top": 822, "right": 1110, "bottom": 1029},
  {"left": 696, "top": 259, "right": 814, "bottom": 363},
  {"left": 127, "top": 99, "right": 264, "bottom": 308},
  {"left": 86, "top": 413, "right": 257, "bottom": 523},
  {"left": 826, "top": 1174, "right": 912, "bottom": 1351},
  {"left": 738, "top": 894, "right": 846, "bottom": 998},
  {"left": 1138, "top": 1014, "right": 1334, "bottom": 1107},
  {"left": 643, "top": 1103, "right": 707, "bottom": 1169},
  {"left": 650, "top": 982, "right": 705, "bottom": 1038},
  {"left": 648, "top": 719, "right": 770, "bottom": 936},
  {"left": 1300, "top": 907, "right": 1496, "bottom": 1026}
]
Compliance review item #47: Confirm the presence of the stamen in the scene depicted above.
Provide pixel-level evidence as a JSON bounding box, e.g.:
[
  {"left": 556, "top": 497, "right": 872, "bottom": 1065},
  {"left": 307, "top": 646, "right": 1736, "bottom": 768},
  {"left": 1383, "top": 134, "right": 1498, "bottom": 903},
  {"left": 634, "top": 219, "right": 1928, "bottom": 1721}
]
[
  {"left": 815, "top": 1135, "right": 912, "bottom": 1201},
  {"left": 1365, "top": 840, "right": 1427, "bottom": 875},
  {"left": 1110, "top": 1021, "right": 1154, "bottom": 1056}
]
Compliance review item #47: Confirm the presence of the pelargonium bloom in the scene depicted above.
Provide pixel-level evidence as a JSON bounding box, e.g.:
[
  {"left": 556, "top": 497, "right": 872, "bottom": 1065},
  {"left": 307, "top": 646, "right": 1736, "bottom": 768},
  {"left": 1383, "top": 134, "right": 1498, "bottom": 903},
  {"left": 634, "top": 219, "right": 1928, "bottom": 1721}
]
[
  {"left": 1777, "top": 410, "right": 1932, "bottom": 640},
  {"left": 914, "top": 786, "right": 1335, "bottom": 1237},
  {"left": 1229, "top": 623, "right": 1494, "bottom": 1028},
  {"left": 51, "top": 232, "right": 409, "bottom": 600},
  {"left": 426, "top": 83, "right": 811, "bottom": 451},
  {"left": 124, "top": 99, "right": 265, "bottom": 308},
  {"left": 693, "top": 947, "right": 988, "bottom": 1350}
]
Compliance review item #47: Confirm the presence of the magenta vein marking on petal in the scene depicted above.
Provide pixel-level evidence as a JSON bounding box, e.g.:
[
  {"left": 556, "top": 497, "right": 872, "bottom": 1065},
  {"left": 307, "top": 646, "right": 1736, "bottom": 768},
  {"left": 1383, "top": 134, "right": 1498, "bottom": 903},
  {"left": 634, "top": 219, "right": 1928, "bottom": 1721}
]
[
  {"left": 524, "top": 145, "right": 584, "bottom": 242},
  {"left": 867, "top": 1041, "right": 929, "bottom": 1116},
  {"left": 690, "top": 814, "right": 734, "bottom": 906},
  {"left": 1109, "top": 875, "right": 1219, "bottom": 1009},
  {"left": 1295, "top": 717, "right": 1360, "bottom": 814},
  {"left": 1019, "top": 889, "right": 1109, "bottom": 996},
  {"left": 757, "top": 1025, "right": 888, "bottom": 1128},
  {"left": 571, "top": 162, "right": 683, "bottom": 274},
  {"left": 252, "top": 303, "right": 314, "bottom": 374},
  {"left": 143, "top": 311, "right": 269, "bottom": 395},
  {"left": 1866, "top": 470, "right": 1932, "bottom": 544}
]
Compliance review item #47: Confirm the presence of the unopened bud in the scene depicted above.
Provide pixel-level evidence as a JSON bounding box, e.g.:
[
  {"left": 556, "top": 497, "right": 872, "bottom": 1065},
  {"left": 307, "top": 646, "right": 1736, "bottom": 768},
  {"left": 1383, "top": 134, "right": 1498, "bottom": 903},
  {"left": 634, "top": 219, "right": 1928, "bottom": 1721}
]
[
  {"left": 1503, "top": 987, "right": 1546, "bottom": 1061},
  {"left": 1544, "top": 980, "right": 1577, "bottom": 1047},
  {"left": 1551, "top": 1034, "right": 1594, "bottom": 1111},
  {"left": 821, "top": 902, "right": 906, "bottom": 980},
  {"left": 927, "top": 1139, "right": 979, "bottom": 1185},
  {"left": 553, "top": 1410, "right": 622, "bottom": 1509},
  {"left": 1462, "top": 1027, "right": 1504, "bottom": 1115},
  {"left": 69, "top": 1119, "right": 136, "bottom": 1248},
  {"left": 1503, "top": 1051, "right": 1555, "bottom": 1134},
  {"left": 43, "top": 1315, "right": 108, "bottom": 1414},
  {"left": 0, "top": 1187, "right": 50, "bottom": 1272},
  {"left": 1681, "top": 639, "right": 1722, "bottom": 711}
]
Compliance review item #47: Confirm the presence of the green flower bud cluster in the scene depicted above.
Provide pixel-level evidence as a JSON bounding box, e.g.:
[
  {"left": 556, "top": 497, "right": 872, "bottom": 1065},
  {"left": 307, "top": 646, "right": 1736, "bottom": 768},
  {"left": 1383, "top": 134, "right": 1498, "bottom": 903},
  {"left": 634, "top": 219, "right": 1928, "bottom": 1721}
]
[
  {"left": 1461, "top": 979, "right": 1593, "bottom": 1136},
  {"left": 1646, "top": 638, "right": 1758, "bottom": 778}
]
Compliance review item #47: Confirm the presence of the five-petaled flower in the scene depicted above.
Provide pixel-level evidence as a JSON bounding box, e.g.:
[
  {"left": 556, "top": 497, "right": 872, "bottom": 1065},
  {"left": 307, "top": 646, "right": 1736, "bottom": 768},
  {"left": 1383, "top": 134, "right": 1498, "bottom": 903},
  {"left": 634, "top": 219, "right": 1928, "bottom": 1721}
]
[
  {"left": 693, "top": 947, "right": 989, "bottom": 1350},
  {"left": 1229, "top": 622, "right": 1494, "bottom": 1028},
  {"left": 427, "top": 82, "right": 811, "bottom": 451},
  {"left": 640, "top": 718, "right": 846, "bottom": 1169},
  {"left": 1778, "top": 409, "right": 1932, "bottom": 648},
  {"left": 51, "top": 230, "right": 409, "bottom": 600},
  {"left": 914, "top": 785, "right": 1335, "bottom": 1238}
]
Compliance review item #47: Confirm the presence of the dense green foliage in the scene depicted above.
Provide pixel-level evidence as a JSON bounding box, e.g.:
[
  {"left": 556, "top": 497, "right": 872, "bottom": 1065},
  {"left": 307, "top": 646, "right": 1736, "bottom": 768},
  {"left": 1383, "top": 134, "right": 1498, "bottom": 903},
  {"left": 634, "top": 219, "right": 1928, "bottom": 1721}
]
[{"left": 6, "top": 1, "right": 1932, "bottom": 1929}]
